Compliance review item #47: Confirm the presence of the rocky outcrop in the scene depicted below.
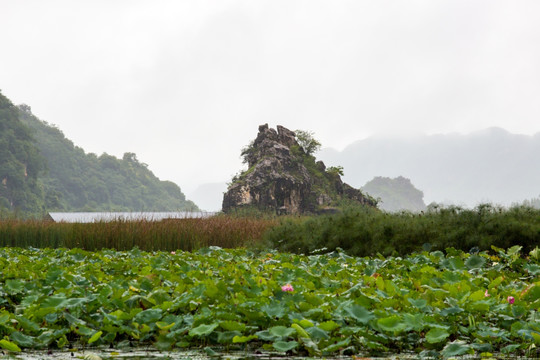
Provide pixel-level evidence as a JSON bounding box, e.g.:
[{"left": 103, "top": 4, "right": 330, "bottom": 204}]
[{"left": 222, "top": 124, "right": 377, "bottom": 214}]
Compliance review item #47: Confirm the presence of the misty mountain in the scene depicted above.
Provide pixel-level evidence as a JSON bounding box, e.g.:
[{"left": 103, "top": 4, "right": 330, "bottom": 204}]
[
  {"left": 362, "top": 176, "right": 426, "bottom": 212},
  {"left": 318, "top": 128, "right": 540, "bottom": 207}
]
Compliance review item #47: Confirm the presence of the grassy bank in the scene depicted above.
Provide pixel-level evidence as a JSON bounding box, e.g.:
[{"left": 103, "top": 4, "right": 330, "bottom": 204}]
[
  {"left": 265, "top": 204, "right": 540, "bottom": 257},
  {"left": 0, "top": 216, "right": 275, "bottom": 251},
  {"left": 1, "top": 204, "right": 539, "bottom": 256}
]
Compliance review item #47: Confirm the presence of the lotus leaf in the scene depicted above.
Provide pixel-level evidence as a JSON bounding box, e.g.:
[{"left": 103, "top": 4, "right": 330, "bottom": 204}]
[
  {"left": 189, "top": 323, "right": 218, "bottom": 337},
  {"left": 269, "top": 325, "right": 296, "bottom": 338},
  {"left": 273, "top": 340, "right": 298, "bottom": 352},
  {"left": 377, "top": 315, "right": 407, "bottom": 333},
  {"left": 425, "top": 327, "right": 450, "bottom": 343},
  {"left": 344, "top": 304, "right": 374, "bottom": 324},
  {"left": 441, "top": 341, "right": 472, "bottom": 358}
]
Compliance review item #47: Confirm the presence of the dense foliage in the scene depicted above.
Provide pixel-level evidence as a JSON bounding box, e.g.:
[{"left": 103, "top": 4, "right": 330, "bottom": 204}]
[
  {"left": 0, "top": 246, "right": 538, "bottom": 358},
  {"left": 362, "top": 176, "right": 426, "bottom": 212},
  {"left": 266, "top": 204, "right": 540, "bottom": 257},
  {"left": 0, "top": 216, "right": 274, "bottom": 251},
  {"left": 17, "top": 105, "right": 197, "bottom": 212},
  {"left": 0, "top": 92, "right": 46, "bottom": 215}
]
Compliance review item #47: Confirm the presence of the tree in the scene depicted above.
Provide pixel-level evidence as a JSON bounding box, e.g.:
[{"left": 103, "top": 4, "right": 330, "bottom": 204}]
[{"left": 295, "top": 130, "right": 321, "bottom": 155}]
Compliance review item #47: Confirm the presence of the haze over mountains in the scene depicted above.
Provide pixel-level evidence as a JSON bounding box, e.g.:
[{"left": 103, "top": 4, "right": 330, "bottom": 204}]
[
  {"left": 319, "top": 128, "right": 540, "bottom": 207},
  {"left": 190, "top": 128, "right": 540, "bottom": 211}
]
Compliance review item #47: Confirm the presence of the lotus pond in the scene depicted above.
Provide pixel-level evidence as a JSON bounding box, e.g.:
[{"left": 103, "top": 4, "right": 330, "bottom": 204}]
[{"left": 0, "top": 246, "right": 539, "bottom": 359}]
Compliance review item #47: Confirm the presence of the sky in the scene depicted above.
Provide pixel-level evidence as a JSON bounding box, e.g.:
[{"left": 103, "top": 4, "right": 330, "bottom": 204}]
[{"left": 1, "top": 0, "right": 540, "bottom": 197}]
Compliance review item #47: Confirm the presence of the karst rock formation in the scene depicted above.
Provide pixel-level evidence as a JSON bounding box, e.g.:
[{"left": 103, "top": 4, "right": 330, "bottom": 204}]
[{"left": 222, "top": 124, "right": 377, "bottom": 214}]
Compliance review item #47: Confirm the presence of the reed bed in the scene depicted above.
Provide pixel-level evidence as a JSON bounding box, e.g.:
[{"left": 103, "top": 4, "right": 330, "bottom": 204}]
[{"left": 0, "top": 216, "right": 276, "bottom": 251}]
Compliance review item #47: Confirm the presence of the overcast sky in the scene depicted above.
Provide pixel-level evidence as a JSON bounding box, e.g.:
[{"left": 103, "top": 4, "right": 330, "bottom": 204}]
[{"left": 1, "top": 1, "right": 540, "bottom": 194}]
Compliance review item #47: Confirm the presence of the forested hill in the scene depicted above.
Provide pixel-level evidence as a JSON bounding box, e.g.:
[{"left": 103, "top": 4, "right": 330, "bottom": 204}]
[
  {"left": 0, "top": 90, "right": 198, "bottom": 215},
  {"left": 0, "top": 92, "right": 45, "bottom": 214}
]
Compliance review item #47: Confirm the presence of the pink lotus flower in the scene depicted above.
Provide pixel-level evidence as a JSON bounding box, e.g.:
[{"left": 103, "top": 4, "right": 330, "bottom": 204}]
[
  {"left": 484, "top": 289, "right": 490, "bottom": 297},
  {"left": 507, "top": 296, "right": 515, "bottom": 304},
  {"left": 170, "top": 251, "right": 176, "bottom": 255},
  {"left": 281, "top": 284, "right": 294, "bottom": 292}
]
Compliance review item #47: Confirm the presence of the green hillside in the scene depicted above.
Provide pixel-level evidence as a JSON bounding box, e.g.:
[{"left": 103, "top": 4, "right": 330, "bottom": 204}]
[
  {"left": 0, "top": 92, "right": 45, "bottom": 215},
  {"left": 0, "top": 90, "right": 197, "bottom": 215}
]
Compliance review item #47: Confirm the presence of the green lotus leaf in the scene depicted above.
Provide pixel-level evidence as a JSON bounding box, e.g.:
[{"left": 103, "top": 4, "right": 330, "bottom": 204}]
[
  {"left": 42, "top": 295, "right": 68, "bottom": 309},
  {"left": 425, "top": 328, "right": 450, "bottom": 343},
  {"left": 298, "top": 319, "right": 314, "bottom": 328},
  {"left": 408, "top": 298, "right": 427, "bottom": 309},
  {"left": 465, "top": 255, "right": 486, "bottom": 270},
  {"left": 261, "top": 303, "right": 286, "bottom": 318},
  {"left": 219, "top": 320, "right": 246, "bottom": 332},
  {"left": 306, "top": 326, "right": 330, "bottom": 340},
  {"left": 10, "top": 331, "right": 35, "bottom": 348},
  {"left": 524, "top": 284, "right": 540, "bottom": 301},
  {"left": 471, "top": 342, "right": 493, "bottom": 352},
  {"left": 440, "top": 306, "right": 464, "bottom": 316},
  {"left": 273, "top": 340, "right": 298, "bottom": 352},
  {"left": 501, "top": 344, "right": 521, "bottom": 353},
  {"left": 88, "top": 331, "right": 102, "bottom": 344},
  {"left": 402, "top": 313, "right": 424, "bottom": 332},
  {"left": 156, "top": 321, "right": 176, "bottom": 330},
  {"left": 269, "top": 325, "right": 296, "bottom": 338},
  {"left": 232, "top": 335, "right": 258, "bottom": 343},
  {"left": 318, "top": 320, "right": 339, "bottom": 332},
  {"left": 76, "top": 325, "right": 95, "bottom": 336},
  {"left": 0, "top": 339, "right": 21, "bottom": 352},
  {"left": 217, "top": 331, "right": 242, "bottom": 343},
  {"left": 448, "top": 257, "right": 465, "bottom": 270},
  {"left": 64, "top": 297, "right": 91, "bottom": 309},
  {"left": 133, "top": 308, "right": 163, "bottom": 324},
  {"left": 189, "top": 323, "right": 219, "bottom": 337},
  {"left": 255, "top": 330, "right": 280, "bottom": 341},
  {"left": 291, "top": 323, "right": 310, "bottom": 338},
  {"left": 16, "top": 316, "right": 40, "bottom": 333},
  {"left": 344, "top": 304, "right": 375, "bottom": 324},
  {"left": 488, "top": 276, "right": 505, "bottom": 289},
  {"left": 507, "top": 245, "right": 522, "bottom": 257},
  {"left": 441, "top": 341, "right": 472, "bottom": 358},
  {"left": 377, "top": 316, "right": 407, "bottom": 333},
  {"left": 321, "top": 338, "right": 351, "bottom": 353},
  {"left": 5, "top": 279, "right": 24, "bottom": 294},
  {"left": 442, "top": 271, "right": 462, "bottom": 283}
]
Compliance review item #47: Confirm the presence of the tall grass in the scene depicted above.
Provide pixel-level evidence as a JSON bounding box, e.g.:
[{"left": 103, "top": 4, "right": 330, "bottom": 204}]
[
  {"left": 2, "top": 204, "right": 539, "bottom": 256},
  {"left": 0, "top": 216, "right": 275, "bottom": 251},
  {"left": 265, "top": 204, "right": 540, "bottom": 257}
]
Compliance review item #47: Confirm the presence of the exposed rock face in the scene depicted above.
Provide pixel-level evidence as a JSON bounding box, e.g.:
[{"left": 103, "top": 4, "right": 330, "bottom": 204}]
[{"left": 222, "top": 124, "right": 377, "bottom": 214}]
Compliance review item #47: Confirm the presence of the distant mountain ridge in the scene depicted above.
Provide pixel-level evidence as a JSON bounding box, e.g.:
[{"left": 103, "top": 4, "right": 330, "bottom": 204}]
[
  {"left": 319, "top": 128, "right": 540, "bottom": 207},
  {"left": 0, "top": 90, "right": 198, "bottom": 215}
]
